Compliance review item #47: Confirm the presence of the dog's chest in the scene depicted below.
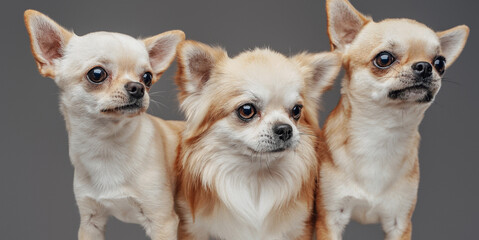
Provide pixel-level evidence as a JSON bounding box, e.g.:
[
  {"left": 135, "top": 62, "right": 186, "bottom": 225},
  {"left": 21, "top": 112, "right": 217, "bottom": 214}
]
[
  {"left": 323, "top": 119, "right": 419, "bottom": 224},
  {"left": 101, "top": 195, "right": 145, "bottom": 224},
  {"left": 322, "top": 162, "right": 417, "bottom": 225},
  {"left": 339, "top": 124, "right": 415, "bottom": 194},
  {"left": 75, "top": 170, "right": 151, "bottom": 225},
  {"left": 70, "top": 131, "right": 147, "bottom": 187},
  {"left": 191, "top": 202, "right": 308, "bottom": 240},
  {"left": 186, "top": 181, "right": 309, "bottom": 240},
  {"left": 70, "top": 129, "right": 153, "bottom": 224}
]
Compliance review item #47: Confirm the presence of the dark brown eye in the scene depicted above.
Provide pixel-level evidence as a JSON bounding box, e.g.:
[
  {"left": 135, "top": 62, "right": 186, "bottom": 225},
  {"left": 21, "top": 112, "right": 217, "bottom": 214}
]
[
  {"left": 142, "top": 72, "right": 153, "bottom": 87},
  {"left": 374, "top": 52, "right": 396, "bottom": 68},
  {"left": 237, "top": 104, "right": 256, "bottom": 121},
  {"left": 291, "top": 105, "right": 302, "bottom": 120},
  {"left": 87, "top": 67, "right": 108, "bottom": 83},
  {"left": 433, "top": 56, "right": 446, "bottom": 75}
]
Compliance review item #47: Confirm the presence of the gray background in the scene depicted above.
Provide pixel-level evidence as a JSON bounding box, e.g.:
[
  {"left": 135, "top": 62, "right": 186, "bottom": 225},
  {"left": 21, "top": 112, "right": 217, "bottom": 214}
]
[{"left": 0, "top": 0, "right": 477, "bottom": 239}]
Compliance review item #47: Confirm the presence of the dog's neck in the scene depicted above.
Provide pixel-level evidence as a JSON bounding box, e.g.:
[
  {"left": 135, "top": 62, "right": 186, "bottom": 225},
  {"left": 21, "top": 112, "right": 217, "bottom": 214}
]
[
  {"left": 62, "top": 104, "right": 141, "bottom": 141},
  {"left": 349, "top": 93, "right": 428, "bottom": 132},
  {"left": 59, "top": 100, "right": 149, "bottom": 188},
  {"left": 324, "top": 76, "right": 429, "bottom": 192}
]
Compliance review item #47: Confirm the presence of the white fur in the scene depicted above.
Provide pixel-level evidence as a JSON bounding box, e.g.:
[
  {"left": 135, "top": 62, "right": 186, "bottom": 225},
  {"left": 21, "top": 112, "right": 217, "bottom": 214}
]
[
  {"left": 180, "top": 148, "right": 312, "bottom": 240},
  {"left": 25, "top": 10, "right": 184, "bottom": 240},
  {"left": 320, "top": 70, "right": 429, "bottom": 239},
  {"left": 321, "top": 102, "right": 425, "bottom": 238}
]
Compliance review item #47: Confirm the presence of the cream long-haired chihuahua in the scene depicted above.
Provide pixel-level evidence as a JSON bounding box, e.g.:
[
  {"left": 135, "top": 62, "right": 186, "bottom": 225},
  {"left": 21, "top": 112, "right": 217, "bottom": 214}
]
[
  {"left": 316, "top": 0, "right": 469, "bottom": 239},
  {"left": 174, "top": 40, "right": 341, "bottom": 240},
  {"left": 25, "top": 10, "right": 185, "bottom": 240}
]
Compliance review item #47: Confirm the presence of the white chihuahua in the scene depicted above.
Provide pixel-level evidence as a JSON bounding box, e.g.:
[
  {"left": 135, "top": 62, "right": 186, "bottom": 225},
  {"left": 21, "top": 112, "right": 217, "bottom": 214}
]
[{"left": 25, "top": 10, "right": 185, "bottom": 240}]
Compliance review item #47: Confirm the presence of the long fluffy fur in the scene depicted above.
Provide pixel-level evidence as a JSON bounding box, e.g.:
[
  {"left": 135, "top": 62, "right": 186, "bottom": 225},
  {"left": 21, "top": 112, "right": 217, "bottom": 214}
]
[{"left": 175, "top": 41, "right": 340, "bottom": 240}]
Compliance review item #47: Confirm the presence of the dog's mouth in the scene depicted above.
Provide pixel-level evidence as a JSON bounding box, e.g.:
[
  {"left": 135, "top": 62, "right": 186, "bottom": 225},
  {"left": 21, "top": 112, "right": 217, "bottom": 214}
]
[
  {"left": 271, "top": 147, "right": 286, "bottom": 153},
  {"left": 388, "top": 84, "right": 434, "bottom": 103},
  {"left": 100, "top": 102, "right": 144, "bottom": 115},
  {"left": 247, "top": 142, "right": 294, "bottom": 154},
  {"left": 248, "top": 147, "right": 288, "bottom": 154}
]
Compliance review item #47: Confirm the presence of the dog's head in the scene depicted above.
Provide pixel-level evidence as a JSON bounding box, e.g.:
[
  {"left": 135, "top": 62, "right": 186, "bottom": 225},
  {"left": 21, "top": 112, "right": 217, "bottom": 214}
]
[
  {"left": 326, "top": 0, "right": 469, "bottom": 105},
  {"left": 24, "top": 10, "right": 184, "bottom": 118},
  {"left": 176, "top": 41, "right": 340, "bottom": 163}
]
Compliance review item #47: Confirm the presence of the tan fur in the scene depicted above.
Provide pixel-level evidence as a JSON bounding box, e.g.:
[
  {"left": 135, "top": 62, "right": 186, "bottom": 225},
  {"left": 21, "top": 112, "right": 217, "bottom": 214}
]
[
  {"left": 175, "top": 40, "right": 340, "bottom": 240},
  {"left": 316, "top": 0, "right": 469, "bottom": 239}
]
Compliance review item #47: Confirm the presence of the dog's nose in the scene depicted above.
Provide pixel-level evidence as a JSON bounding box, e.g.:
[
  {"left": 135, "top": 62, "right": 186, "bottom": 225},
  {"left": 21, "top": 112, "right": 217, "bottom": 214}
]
[
  {"left": 412, "top": 62, "right": 433, "bottom": 79},
  {"left": 125, "top": 82, "right": 145, "bottom": 99},
  {"left": 273, "top": 124, "right": 293, "bottom": 142}
]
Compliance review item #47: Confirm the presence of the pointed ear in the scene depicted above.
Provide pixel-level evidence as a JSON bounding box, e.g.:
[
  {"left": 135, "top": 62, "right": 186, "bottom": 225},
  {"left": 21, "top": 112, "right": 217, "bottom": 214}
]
[
  {"left": 175, "top": 40, "right": 227, "bottom": 102},
  {"left": 326, "top": 0, "right": 371, "bottom": 51},
  {"left": 437, "top": 25, "right": 469, "bottom": 68},
  {"left": 293, "top": 52, "right": 341, "bottom": 100},
  {"left": 24, "top": 10, "right": 73, "bottom": 78},
  {"left": 143, "top": 30, "right": 185, "bottom": 83}
]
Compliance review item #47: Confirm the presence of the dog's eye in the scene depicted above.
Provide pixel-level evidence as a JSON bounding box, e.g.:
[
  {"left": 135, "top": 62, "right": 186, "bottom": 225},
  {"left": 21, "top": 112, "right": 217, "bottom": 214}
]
[
  {"left": 374, "top": 52, "right": 396, "bottom": 69},
  {"left": 142, "top": 72, "right": 153, "bottom": 87},
  {"left": 237, "top": 104, "right": 256, "bottom": 121},
  {"left": 87, "top": 67, "right": 108, "bottom": 83},
  {"left": 433, "top": 56, "right": 446, "bottom": 75},
  {"left": 291, "top": 105, "right": 303, "bottom": 120}
]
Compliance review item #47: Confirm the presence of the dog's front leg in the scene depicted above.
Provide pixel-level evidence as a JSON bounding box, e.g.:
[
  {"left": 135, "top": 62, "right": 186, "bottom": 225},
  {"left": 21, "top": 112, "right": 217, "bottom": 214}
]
[
  {"left": 131, "top": 197, "right": 179, "bottom": 240},
  {"left": 382, "top": 218, "right": 412, "bottom": 240},
  {"left": 381, "top": 182, "right": 417, "bottom": 240},
  {"left": 381, "top": 204, "right": 415, "bottom": 240},
  {"left": 316, "top": 208, "right": 350, "bottom": 240},
  {"left": 146, "top": 209, "right": 179, "bottom": 240},
  {"left": 316, "top": 192, "right": 352, "bottom": 240},
  {"left": 77, "top": 197, "right": 108, "bottom": 240}
]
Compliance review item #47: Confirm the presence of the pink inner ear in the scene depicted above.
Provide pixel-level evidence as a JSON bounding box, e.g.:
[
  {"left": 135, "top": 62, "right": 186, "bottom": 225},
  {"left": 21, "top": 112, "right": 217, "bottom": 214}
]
[
  {"left": 329, "top": 2, "right": 368, "bottom": 48},
  {"left": 188, "top": 53, "right": 213, "bottom": 86},
  {"left": 334, "top": 21, "right": 361, "bottom": 46},
  {"left": 148, "top": 37, "right": 178, "bottom": 74},
  {"left": 149, "top": 45, "right": 166, "bottom": 68},
  {"left": 36, "top": 23, "right": 63, "bottom": 64}
]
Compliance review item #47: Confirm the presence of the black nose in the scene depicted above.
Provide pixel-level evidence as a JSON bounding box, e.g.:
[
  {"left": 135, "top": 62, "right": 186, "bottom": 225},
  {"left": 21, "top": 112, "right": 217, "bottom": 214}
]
[
  {"left": 273, "top": 124, "right": 293, "bottom": 142},
  {"left": 124, "top": 82, "right": 145, "bottom": 99},
  {"left": 412, "top": 62, "right": 433, "bottom": 79}
]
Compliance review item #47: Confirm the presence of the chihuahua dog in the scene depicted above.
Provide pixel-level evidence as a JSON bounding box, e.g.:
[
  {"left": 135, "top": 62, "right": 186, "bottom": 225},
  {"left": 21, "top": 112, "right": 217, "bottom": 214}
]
[
  {"left": 174, "top": 40, "right": 341, "bottom": 240},
  {"left": 316, "top": 0, "right": 469, "bottom": 239},
  {"left": 25, "top": 10, "right": 185, "bottom": 240}
]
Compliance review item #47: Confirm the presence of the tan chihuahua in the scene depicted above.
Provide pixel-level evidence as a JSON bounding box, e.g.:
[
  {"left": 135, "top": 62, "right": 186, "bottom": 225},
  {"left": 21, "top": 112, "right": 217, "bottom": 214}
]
[
  {"left": 25, "top": 10, "right": 185, "bottom": 240},
  {"left": 174, "top": 40, "right": 341, "bottom": 239},
  {"left": 316, "top": 0, "right": 469, "bottom": 239}
]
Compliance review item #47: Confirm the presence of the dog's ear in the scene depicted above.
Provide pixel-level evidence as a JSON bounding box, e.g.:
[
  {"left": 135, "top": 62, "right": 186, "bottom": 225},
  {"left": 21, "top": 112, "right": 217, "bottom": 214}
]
[
  {"left": 293, "top": 51, "right": 341, "bottom": 100},
  {"left": 24, "top": 10, "right": 73, "bottom": 78},
  {"left": 143, "top": 30, "right": 185, "bottom": 84},
  {"left": 436, "top": 25, "right": 469, "bottom": 68},
  {"left": 326, "top": 0, "right": 371, "bottom": 51},
  {"left": 175, "top": 40, "right": 227, "bottom": 102}
]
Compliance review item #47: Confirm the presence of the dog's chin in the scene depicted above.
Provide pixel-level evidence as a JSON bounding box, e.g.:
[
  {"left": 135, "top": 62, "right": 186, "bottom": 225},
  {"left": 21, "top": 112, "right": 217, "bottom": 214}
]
[
  {"left": 100, "top": 102, "right": 146, "bottom": 117},
  {"left": 388, "top": 84, "right": 435, "bottom": 103},
  {"left": 247, "top": 144, "right": 294, "bottom": 155}
]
